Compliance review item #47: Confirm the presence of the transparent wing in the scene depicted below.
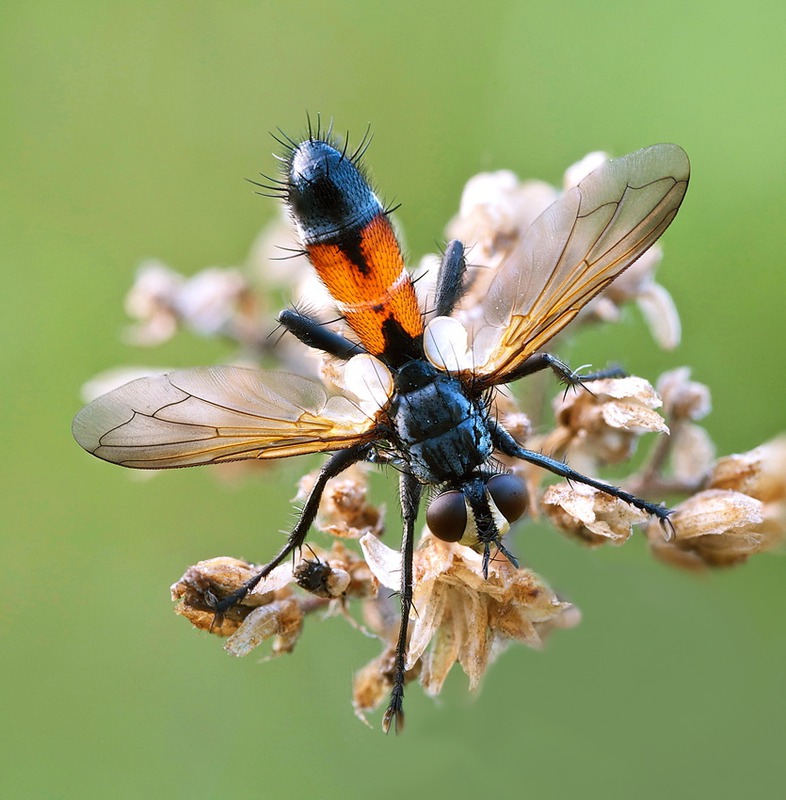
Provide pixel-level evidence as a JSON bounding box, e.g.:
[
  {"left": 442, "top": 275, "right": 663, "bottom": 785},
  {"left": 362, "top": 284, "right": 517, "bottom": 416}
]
[
  {"left": 72, "top": 366, "right": 378, "bottom": 469},
  {"left": 466, "top": 144, "right": 690, "bottom": 385}
]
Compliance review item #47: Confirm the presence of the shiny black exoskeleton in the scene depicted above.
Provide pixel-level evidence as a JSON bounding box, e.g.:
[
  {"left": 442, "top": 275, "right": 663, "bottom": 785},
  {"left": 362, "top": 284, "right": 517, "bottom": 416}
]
[{"left": 388, "top": 360, "right": 493, "bottom": 484}]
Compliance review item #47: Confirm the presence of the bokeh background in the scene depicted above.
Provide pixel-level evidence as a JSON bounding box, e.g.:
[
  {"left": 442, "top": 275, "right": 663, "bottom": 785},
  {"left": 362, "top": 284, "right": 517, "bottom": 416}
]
[{"left": 3, "top": 2, "right": 785, "bottom": 798}]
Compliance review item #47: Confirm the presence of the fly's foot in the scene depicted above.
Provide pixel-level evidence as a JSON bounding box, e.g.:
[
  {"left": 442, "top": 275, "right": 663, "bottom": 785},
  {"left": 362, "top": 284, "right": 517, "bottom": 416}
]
[
  {"left": 204, "top": 585, "right": 250, "bottom": 630},
  {"left": 658, "top": 509, "right": 676, "bottom": 542},
  {"left": 382, "top": 687, "right": 405, "bottom": 734},
  {"left": 549, "top": 356, "right": 628, "bottom": 397}
]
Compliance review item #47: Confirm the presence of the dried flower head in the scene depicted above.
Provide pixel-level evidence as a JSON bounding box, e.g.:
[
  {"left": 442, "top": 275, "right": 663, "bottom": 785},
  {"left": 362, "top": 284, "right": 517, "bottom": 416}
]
[
  {"left": 543, "top": 482, "right": 648, "bottom": 547},
  {"left": 172, "top": 542, "right": 380, "bottom": 660},
  {"left": 78, "top": 139, "right": 785, "bottom": 732},
  {"left": 171, "top": 556, "right": 266, "bottom": 636},
  {"left": 647, "top": 437, "right": 786, "bottom": 569},
  {"left": 543, "top": 376, "right": 669, "bottom": 474},
  {"left": 296, "top": 463, "right": 384, "bottom": 539},
  {"left": 125, "top": 260, "right": 259, "bottom": 347},
  {"left": 350, "top": 531, "right": 577, "bottom": 721}
]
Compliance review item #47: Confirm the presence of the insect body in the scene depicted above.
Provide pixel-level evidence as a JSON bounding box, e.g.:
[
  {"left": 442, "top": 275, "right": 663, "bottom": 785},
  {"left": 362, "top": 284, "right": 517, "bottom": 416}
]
[{"left": 72, "top": 127, "right": 690, "bottom": 732}]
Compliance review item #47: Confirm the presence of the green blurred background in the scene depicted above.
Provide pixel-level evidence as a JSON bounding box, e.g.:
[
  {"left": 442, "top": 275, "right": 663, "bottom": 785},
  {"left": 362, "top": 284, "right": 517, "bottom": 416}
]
[{"left": 3, "top": 2, "right": 785, "bottom": 797}]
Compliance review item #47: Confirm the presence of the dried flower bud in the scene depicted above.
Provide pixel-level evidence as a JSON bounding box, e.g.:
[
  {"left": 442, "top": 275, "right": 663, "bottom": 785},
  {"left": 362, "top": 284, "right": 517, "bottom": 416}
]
[
  {"left": 647, "top": 489, "right": 770, "bottom": 569},
  {"left": 447, "top": 171, "right": 558, "bottom": 268},
  {"left": 170, "top": 557, "right": 265, "bottom": 636},
  {"left": 671, "top": 422, "right": 716, "bottom": 485},
  {"left": 635, "top": 278, "right": 681, "bottom": 351},
  {"left": 361, "top": 532, "right": 577, "bottom": 701},
  {"left": 542, "top": 482, "right": 648, "bottom": 546},
  {"left": 489, "top": 386, "right": 532, "bottom": 445},
  {"left": 246, "top": 215, "right": 313, "bottom": 290},
  {"left": 546, "top": 376, "right": 668, "bottom": 469},
  {"left": 657, "top": 367, "right": 712, "bottom": 421},
  {"left": 297, "top": 464, "right": 384, "bottom": 539},
  {"left": 123, "top": 260, "right": 182, "bottom": 346},
  {"left": 179, "top": 268, "right": 251, "bottom": 335},
  {"left": 353, "top": 646, "right": 421, "bottom": 728},
  {"left": 708, "top": 436, "right": 786, "bottom": 504},
  {"left": 563, "top": 151, "right": 610, "bottom": 188},
  {"left": 444, "top": 171, "right": 559, "bottom": 324}
]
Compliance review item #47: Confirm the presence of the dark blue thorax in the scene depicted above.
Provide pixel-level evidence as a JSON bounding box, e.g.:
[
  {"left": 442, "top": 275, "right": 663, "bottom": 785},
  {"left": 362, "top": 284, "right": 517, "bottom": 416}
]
[{"left": 388, "top": 360, "right": 492, "bottom": 484}]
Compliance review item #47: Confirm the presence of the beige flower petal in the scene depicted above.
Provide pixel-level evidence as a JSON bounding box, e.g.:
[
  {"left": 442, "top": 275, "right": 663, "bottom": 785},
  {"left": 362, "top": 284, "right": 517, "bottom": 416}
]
[
  {"left": 248, "top": 562, "right": 294, "bottom": 598},
  {"left": 360, "top": 532, "right": 400, "bottom": 591},
  {"left": 456, "top": 591, "right": 491, "bottom": 692},
  {"left": 407, "top": 581, "right": 449, "bottom": 668},
  {"left": 637, "top": 283, "right": 681, "bottom": 350},
  {"left": 489, "top": 603, "right": 542, "bottom": 648},
  {"left": 421, "top": 622, "right": 461, "bottom": 697},
  {"left": 600, "top": 401, "right": 669, "bottom": 434},
  {"left": 672, "top": 423, "right": 716, "bottom": 483},
  {"left": 589, "top": 377, "right": 663, "bottom": 408},
  {"left": 224, "top": 598, "right": 302, "bottom": 657}
]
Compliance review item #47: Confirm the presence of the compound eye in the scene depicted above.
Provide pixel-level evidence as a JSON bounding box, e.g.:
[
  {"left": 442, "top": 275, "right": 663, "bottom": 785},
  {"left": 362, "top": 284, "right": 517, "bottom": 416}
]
[
  {"left": 426, "top": 490, "right": 467, "bottom": 543},
  {"left": 487, "top": 473, "right": 528, "bottom": 524}
]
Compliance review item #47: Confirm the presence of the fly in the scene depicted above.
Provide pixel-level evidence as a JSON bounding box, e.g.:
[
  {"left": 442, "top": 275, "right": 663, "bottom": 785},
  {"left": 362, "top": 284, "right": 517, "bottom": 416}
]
[{"left": 72, "top": 121, "right": 690, "bottom": 732}]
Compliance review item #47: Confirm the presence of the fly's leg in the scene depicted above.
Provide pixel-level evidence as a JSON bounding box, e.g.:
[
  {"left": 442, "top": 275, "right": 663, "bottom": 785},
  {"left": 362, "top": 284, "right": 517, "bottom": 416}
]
[
  {"left": 382, "top": 472, "right": 422, "bottom": 734},
  {"left": 278, "top": 308, "right": 365, "bottom": 360},
  {"left": 502, "top": 352, "right": 627, "bottom": 389},
  {"left": 210, "top": 443, "right": 372, "bottom": 616},
  {"left": 433, "top": 240, "right": 468, "bottom": 318},
  {"left": 490, "top": 422, "right": 674, "bottom": 536}
]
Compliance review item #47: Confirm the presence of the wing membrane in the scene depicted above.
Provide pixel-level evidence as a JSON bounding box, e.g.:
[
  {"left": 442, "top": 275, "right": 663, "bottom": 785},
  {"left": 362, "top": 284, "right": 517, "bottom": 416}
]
[
  {"left": 468, "top": 144, "right": 690, "bottom": 385},
  {"left": 72, "top": 366, "right": 378, "bottom": 468}
]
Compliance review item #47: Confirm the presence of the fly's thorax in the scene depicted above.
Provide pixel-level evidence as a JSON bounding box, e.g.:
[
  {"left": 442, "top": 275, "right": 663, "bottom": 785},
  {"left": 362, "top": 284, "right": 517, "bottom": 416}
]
[{"left": 390, "top": 360, "right": 493, "bottom": 483}]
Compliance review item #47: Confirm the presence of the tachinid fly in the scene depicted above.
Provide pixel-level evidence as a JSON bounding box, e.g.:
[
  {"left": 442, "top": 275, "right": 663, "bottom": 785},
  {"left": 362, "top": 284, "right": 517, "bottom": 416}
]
[{"left": 73, "top": 122, "right": 690, "bottom": 732}]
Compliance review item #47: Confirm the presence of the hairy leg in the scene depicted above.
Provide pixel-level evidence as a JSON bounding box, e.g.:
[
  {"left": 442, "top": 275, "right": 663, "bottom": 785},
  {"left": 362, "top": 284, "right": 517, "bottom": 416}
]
[
  {"left": 211, "top": 443, "right": 372, "bottom": 616},
  {"left": 382, "top": 472, "right": 422, "bottom": 734},
  {"left": 491, "top": 422, "right": 673, "bottom": 532}
]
